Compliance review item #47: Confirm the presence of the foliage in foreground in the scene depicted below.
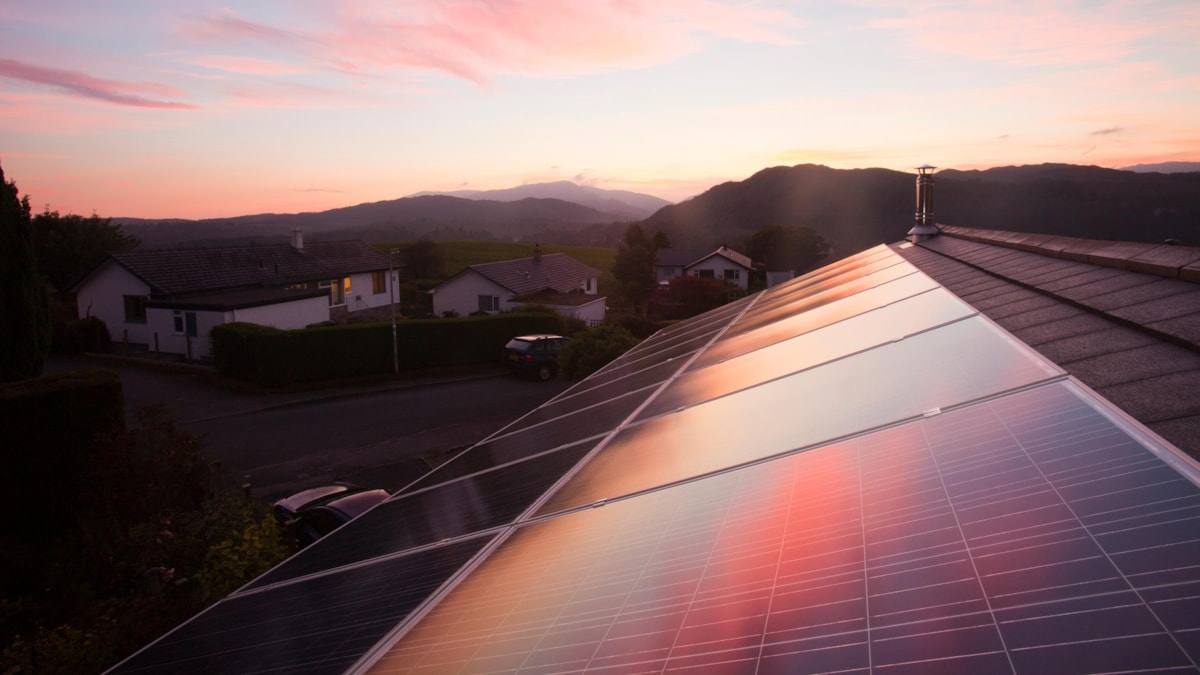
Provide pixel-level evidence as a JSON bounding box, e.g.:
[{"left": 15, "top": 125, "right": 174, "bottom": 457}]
[
  {"left": 0, "top": 162, "right": 51, "bottom": 383},
  {"left": 0, "top": 406, "right": 291, "bottom": 674},
  {"left": 558, "top": 323, "right": 641, "bottom": 381}
]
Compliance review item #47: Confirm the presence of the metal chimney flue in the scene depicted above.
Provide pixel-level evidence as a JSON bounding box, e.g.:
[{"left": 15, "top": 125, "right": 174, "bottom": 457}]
[{"left": 907, "top": 164, "right": 940, "bottom": 243}]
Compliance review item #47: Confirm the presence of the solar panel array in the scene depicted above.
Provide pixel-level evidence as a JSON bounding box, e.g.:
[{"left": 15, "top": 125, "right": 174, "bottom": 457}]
[{"left": 110, "top": 245, "right": 1200, "bottom": 674}]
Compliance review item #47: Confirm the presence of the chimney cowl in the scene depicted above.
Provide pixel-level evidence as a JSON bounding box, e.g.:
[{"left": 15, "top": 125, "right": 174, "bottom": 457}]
[
  {"left": 907, "top": 165, "right": 940, "bottom": 243},
  {"left": 533, "top": 243, "right": 542, "bottom": 262}
]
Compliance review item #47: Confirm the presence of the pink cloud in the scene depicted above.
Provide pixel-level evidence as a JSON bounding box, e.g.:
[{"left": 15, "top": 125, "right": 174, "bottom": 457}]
[
  {"left": 178, "top": 1, "right": 800, "bottom": 86},
  {"left": 0, "top": 58, "right": 197, "bottom": 109},
  {"left": 187, "top": 54, "right": 310, "bottom": 76},
  {"left": 872, "top": 0, "right": 1155, "bottom": 66}
]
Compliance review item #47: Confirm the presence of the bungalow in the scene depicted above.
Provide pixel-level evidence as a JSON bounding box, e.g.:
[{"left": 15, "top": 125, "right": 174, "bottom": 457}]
[
  {"left": 655, "top": 246, "right": 753, "bottom": 290},
  {"left": 72, "top": 230, "right": 399, "bottom": 360},
  {"left": 430, "top": 246, "right": 605, "bottom": 325}
]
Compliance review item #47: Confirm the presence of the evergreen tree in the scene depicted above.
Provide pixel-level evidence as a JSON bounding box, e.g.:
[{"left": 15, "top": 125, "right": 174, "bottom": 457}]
[
  {"left": 0, "top": 162, "right": 51, "bottom": 382},
  {"left": 31, "top": 209, "right": 139, "bottom": 293},
  {"left": 611, "top": 224, "right": 657, "bottom": 312}
]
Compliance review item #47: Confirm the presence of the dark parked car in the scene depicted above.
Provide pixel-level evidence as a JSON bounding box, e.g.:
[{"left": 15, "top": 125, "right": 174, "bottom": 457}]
[
  {"left": 273, "top": 483, "right": 390, "bottom": 547},
  {"left": 503, "top": 334, "right": 569, "bottom": 380}
]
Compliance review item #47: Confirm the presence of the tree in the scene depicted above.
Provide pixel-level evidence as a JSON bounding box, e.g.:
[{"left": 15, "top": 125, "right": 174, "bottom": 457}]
[
  {"left": 0, "top": 163, "right": 51, "bottom": 382},
  {"left": 31, "top": 210, "right": 139, "bottom": 294},
  {"left": 558, "top": 323, "right": 641, "bottom": 380},
  {"left": 611, "top": 224, "right": 658, "bottom": 312},
  {"left": 402, "top": 237, "right": 444, "bottom": 280},
  {"left": 744, "top": 225, "right": 830, "bottom": 275}
]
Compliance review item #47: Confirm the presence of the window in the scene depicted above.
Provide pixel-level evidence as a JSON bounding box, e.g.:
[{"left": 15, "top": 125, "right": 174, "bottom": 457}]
[
  {"left": 478, "top": 295, "right": 500, "bottom": 312},
  {"left": 172, "top": 310, "right": 198, "bottom": 337},
  {"left": 123, "top": 295, "right": 147, "bottom": 323},
  {"left": 372, "top": 271, "right": 388, "bottom": 295},
  {"left": 724, "top": 269, "right": 740, "bottom": 281},
  {"left": 323, "top": 279, "right": 346, "bottom": 306},
  {"left": 696, "top": 269, "right": 715, "bottom": 279}
]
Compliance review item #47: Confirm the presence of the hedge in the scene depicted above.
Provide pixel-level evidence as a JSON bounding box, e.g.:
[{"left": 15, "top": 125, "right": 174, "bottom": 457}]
[{"left": 211, "top": 313, "right": 568, "bottom": 387}]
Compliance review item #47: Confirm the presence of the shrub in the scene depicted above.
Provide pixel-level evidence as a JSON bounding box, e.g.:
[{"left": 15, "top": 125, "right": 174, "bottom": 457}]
[{"left": 558, "top": 323, "right": 641, "bottom": 380}]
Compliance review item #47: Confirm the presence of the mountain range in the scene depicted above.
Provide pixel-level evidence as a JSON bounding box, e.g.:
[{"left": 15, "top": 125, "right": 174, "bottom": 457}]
[{"left": 115, "top": 164, "right": 1200, "bottom": 253}]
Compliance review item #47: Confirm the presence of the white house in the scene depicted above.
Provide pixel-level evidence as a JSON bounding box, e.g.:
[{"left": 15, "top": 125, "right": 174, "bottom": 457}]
[
  {"left": 73, "top": 230, "right": 399, "bottom": 361},
  {"left": 655, "top": 246, "right": 753, "bottom": 290},
  {"left": 430, "top": 247, "right": 606, "bottom": 325}
]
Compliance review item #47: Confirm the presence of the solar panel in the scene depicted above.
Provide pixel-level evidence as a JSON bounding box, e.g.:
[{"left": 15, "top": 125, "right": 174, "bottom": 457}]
[
  {"left": 363, "top": 383, "right": 1200, "bottom": 673},
  {"left": 109, "top": 243, "right": 1200, "bottom": 674}
]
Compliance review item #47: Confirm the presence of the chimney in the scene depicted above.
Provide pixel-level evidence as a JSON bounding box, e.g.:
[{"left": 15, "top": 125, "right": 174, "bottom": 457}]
[
  {"left": 533, "top": 243, "right": 542, "bottom": 262},
  {"left": 292, "top": 228, "right": 304, "bottom": 250},
  {"left": 907, "top": 164, "right": 939, "bottom": 243}
]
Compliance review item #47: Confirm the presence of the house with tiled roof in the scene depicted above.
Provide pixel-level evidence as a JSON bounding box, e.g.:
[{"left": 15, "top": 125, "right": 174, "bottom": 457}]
[
  {"left": 655, "top": 245, "right": 753, "bottom": 289},
  {"left": 73, "top": 230, "right": 398, "bottom": 360},
  {"left": 429, "top": 246, "right": 605, "bottom": 324}
]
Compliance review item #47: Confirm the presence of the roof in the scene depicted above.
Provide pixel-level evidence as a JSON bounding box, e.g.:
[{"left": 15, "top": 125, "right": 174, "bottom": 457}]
[
  {"left": 513, "top": 288, "right": 607, "bottom": 307},
  {"left": 895, "top": 226, "right": 1200, "bottom": 459},
  {"left": 656, "top": 245, "right": 752, "bottom": 270},
  {"left": 89, "top": 241, "right": 395, "bottom": 296},
  {"left": 460, "top": 252, "right": 599, "bottom": 296},
  {"left": 111, "top": 239, "right": 1200, "bottom": 674},
  {"left": 143, "top": 286, "right": 329, "bottom": 311}
]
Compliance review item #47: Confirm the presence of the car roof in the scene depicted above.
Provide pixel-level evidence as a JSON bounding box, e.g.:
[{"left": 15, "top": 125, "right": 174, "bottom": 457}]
[
  {"left": 273, "top": 484, "right": 354, "bottom": 514},
  {"left": 322, "top": 489, "right": 390, "bottom": 520},
  {"left": 512, "top": 334, "right": 564, "bottom": 341}
]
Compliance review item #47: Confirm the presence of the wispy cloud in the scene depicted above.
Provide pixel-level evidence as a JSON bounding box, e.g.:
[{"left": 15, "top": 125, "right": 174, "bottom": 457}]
[
  {"left": 1090, "top": 126, "right": 1125, "bottom": 137},
  {"left": 872, "top": 0, "right": 1157, "bottom": 66},
  {"left": 0, "top": 58, "right": 196, "bottom": 109},
  {"left": 177, "top": 1, "right": 802, "bottom": 86},
  {"left": 187, "top": 54, "right": 310, "bottom": 76}
]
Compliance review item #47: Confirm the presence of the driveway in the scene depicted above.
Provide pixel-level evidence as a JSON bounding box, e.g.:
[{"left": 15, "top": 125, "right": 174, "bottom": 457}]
[{"left": 46, "top": 355, "right": 573, "bottom": 498}]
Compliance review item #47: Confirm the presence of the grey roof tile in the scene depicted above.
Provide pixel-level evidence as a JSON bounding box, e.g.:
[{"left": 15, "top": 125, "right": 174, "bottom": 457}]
[
  {"left": 1109, "top": 289, "right": 1200, "bottom": 326},
  {"left": 469, "top": 253, "right": 599, "bottom": 296},
  {"left": 1060, "top": 343, "right": 1200, "bottom": 388},
  {"left": 1037, "top": 266, "right": 1126, "bottom": 293},
  {"left": 1083, "top": 278, "right": 1196, "bottom": 312},
  {"left": 1146, "top": 313, "right": 1200, "bottom": 345},
  {"left": 1095, "top": 370, "right": 1200, "bottom": 424},
  {"left": 991, "top": 302, "right": 1081, "bottom": 331},
  {"left": 1032, "top": 326, "right": 1158, "bottom": 365},
  {"left": 108, "top": 241, "right": 394, "bottom": 296},
  {"left": 1008, "top": 312, "right": 1114, "bottom": 346},
  {"left": 1054, "top": 271, "right": 1160, "bottom": 303},
  {"left": 898, "top": 226, "right": 1200, "bottom": 461}
]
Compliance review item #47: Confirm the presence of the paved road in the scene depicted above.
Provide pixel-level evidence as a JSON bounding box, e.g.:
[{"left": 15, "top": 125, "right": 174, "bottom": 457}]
[{"left": 47, "top": 356, "right": 572, "bottom": 498}]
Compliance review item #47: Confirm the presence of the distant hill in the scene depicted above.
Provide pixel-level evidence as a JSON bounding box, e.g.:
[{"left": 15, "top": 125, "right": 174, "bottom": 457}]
[
  {"left": 1120, "top": 162, "right": 1200, "bottom": 174},
  {"left": 412, "top": 181, "right": 671, "bottom": 220},
  {"left": 116, "top": 194, "right": 637, "bottom": 249},
  {"left": 643, "top": 163, "right": 1200, "bottom": 256}
]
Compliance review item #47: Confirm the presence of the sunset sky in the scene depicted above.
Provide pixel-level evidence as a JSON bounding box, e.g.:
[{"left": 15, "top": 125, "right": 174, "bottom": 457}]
[{"left": 2, "top": 1, "right": 1197, "bottom": 219}]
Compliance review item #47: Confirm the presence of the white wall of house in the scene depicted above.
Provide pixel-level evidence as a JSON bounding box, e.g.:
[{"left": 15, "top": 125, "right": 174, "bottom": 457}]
[
  {"left": 342, "top": 271, "right": 396, "bottom": 313},
  {"left": 557, "top": 297, "right": 607, "bottom": 326},
  {"left": 143, "top": 308, "right": 222, "bottom": 360},
  {"left": 687, "top": 256, "right": 750, "bottom": 290},
  {"left": 231, "top": 296, "right": 330, "bottom": 329},
  {"left": 656, "top": 265, "right": 685, "bottom": 284},
  {"left": 76, "top": 261, "right": 156, "bottom": 347},
  {"left": 431, "top": 271, "right": 512, "bottom": 317}
]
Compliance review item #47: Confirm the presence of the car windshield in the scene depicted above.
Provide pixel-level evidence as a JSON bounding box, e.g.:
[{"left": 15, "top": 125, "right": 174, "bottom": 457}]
[{"left": 505, "top": 339, "right": 534, "bottom": 351}]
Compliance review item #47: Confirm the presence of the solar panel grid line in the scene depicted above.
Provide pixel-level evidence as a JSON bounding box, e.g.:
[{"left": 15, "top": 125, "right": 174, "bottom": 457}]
[
  {"left": 355, "top": 290, "right": 771, "bottom": 673},
  {"left": 976, "top": 387, "right": 1200, "bottom": 670}
]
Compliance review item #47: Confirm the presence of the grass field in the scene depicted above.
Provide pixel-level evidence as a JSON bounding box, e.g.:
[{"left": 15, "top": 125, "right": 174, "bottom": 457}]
[{"left": 375, "top": 240, "right": 618, "bottom": 295}]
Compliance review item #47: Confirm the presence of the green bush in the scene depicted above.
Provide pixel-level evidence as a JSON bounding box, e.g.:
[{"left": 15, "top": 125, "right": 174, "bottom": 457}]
[
  {"left": 558, "top": 323, "right": 641, "bottom": 380},
  {"left": 1, "top": 406, "right": 291, "bottom": 674},
  {"left": 212, "top": 313, "right": 568, "bottom": 387}
]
